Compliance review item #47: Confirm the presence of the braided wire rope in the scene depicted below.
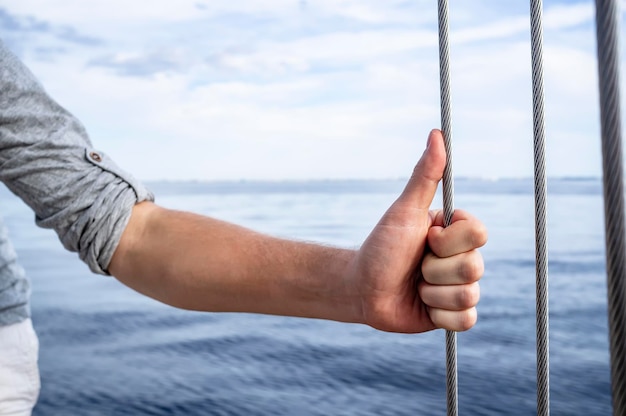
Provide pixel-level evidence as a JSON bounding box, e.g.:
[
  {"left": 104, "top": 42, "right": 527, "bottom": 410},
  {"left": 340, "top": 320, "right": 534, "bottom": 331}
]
[
  {"left": 529, "top": 1, "right": 550, "bottom": 415},
  {"left": 436, "top": 1, "right": 457, "bottom": 415},
  {"left": 594, "top": 1, "right": 626, "bottom": 414}
]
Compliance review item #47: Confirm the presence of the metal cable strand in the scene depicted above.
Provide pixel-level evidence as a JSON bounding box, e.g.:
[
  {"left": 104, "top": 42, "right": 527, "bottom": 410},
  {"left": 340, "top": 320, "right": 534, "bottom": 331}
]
[
  {"left": 594, "top": 1, "right": 626, "bottom": 414},
  {"left": 437, "top": 1, "right": 457, "bottom": 415},
  {"left": 529, "top": 1, "right": 550, "bottom": 415}
]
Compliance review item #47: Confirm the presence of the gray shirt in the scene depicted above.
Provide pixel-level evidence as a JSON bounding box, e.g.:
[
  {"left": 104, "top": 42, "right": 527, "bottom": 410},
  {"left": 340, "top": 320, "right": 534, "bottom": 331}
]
[{"left": 0, "top": 41, "right": 154, "bottom": 326}]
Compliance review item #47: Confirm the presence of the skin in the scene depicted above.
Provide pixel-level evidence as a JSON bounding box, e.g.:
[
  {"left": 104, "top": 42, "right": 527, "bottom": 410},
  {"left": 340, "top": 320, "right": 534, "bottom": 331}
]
[{"left": 109, "top": 129, "right": 487, "bottom": 333}]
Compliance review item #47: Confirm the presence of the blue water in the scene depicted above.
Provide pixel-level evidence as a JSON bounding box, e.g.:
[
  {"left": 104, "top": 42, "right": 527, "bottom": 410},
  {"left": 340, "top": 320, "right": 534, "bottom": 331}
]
[{"left": 0, "top": 178, "right": 611, "bottom": 415}]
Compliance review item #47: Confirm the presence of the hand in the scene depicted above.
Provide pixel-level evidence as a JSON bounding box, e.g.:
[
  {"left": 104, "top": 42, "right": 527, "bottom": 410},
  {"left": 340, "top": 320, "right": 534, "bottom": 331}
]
[
  {"left": 111, "top": 129, "right": 486, "bottom": 333},
  {"left": 348, "top": 130, "right": 487, "bottom": 333}
]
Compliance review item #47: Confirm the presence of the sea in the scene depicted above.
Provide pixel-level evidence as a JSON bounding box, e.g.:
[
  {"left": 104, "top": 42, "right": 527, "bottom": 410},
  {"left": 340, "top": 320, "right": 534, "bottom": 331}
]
[{"left": 0, "top": 177, "right": 612, "bottom": 415}]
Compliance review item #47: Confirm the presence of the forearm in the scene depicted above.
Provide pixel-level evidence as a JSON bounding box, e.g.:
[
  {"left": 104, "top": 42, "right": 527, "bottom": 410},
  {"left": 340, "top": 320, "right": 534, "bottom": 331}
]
[{"left": 109, "top": 202, "right": 363, "bottom": 324}]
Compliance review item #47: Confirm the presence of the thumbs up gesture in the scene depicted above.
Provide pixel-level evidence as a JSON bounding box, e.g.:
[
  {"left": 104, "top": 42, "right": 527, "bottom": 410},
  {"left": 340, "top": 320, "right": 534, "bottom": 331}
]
[
  {"left": 111, "top": 130, "right": 485, "bottom": 334},
  {"left": 348, "top": 130, "right": 487, "bottom": 333}
]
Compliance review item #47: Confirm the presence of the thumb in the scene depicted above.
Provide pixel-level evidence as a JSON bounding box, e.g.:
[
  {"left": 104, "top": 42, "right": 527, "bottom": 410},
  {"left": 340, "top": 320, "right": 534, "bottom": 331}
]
[{"left": 398, "top": 129, "right": 447, "bottom": 210}]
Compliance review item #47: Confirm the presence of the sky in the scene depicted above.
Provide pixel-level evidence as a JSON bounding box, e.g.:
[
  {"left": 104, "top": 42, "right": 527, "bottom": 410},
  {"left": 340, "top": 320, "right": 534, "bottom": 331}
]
[{"left": 0, "top": 0, "right": 623, "bottom": 181}]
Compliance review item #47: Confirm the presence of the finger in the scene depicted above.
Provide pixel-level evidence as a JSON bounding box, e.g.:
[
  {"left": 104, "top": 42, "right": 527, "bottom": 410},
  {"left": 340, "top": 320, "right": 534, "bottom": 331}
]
[
  {"left": 422, "top": 249, "right": 484, "bottom": 285},
  {"left": 428, "top": 307, "right": 477, "bottom": 332},
  {"left": 419, "top": 281, "right": 480, "bottom": 311},
  {"left": 428, "top": 210, "right": 488, "bottom": 257},
  {"left": 431, "top": 208, "right": 478, "bottom": 227},
  {"left": 396, "top": 129, "right": 447, "bottom": 210}
]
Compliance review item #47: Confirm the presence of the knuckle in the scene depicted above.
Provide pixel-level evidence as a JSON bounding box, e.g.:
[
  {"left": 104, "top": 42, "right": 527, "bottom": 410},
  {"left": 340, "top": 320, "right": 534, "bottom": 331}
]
[
  {"left": 459, "top": 251, "right": 484, "bottom": 283},
  {"left": 457, "top": 283, "right": 480, "bottom": 309},
  {"left": 457, "top": 308, "right": 477, "bottom": 331},
  {"left": 469, "top": 220, "right": 488, "bottom": 248}
]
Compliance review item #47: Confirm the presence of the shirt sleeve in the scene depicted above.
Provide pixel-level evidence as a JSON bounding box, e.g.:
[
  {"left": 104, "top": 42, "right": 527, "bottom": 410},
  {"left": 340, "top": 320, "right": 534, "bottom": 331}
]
[{"left": 0, "top": 40, "right": 155, "bottom": 275}]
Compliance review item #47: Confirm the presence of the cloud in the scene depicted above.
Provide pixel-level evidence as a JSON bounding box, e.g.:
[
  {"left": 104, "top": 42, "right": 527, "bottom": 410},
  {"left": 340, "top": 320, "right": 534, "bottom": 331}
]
[
  {"left": 544, "top": 3, "right": 594, "bottom": 29},
  {"left": 54, "top": 26, "right": 101, "bottom": 46},
  {"left": 0, "top": 8, "right": 101, "bottom": 44},
  {"left": 2, "top": 0, "right": 622, "bottom": 180},
  {"left": 88, "top": 49, "right": 189, "bottom": 77},
  {"left": 0, "top": 8, "right": 51, "bottom": 33},
  {"left": 0, "top": 7, "right": 101, "bottom": 62}
]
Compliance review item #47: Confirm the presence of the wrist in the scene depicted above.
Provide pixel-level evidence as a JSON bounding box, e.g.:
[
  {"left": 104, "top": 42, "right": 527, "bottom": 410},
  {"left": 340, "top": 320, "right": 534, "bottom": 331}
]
[{"left": 283, "top": 244, "right": 363, "bottom": 325}]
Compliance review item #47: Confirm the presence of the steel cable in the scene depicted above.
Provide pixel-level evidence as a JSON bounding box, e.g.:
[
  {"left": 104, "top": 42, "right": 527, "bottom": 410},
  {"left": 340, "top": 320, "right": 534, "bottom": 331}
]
[
  {"left": 594, "top": 1, "right": 626, "bottom": 414},
  {"left": 436, "top": 1, "right": 457, "bottom": 415},
  {"left": 529, "top": 1, "right": 550, "bottom": 415}
]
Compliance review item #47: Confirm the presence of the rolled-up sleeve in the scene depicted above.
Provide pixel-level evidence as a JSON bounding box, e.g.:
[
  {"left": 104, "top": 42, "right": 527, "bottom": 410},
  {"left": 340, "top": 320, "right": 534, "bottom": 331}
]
[{"left": 0, "top": 41, "right": 154, "bottom": 275}]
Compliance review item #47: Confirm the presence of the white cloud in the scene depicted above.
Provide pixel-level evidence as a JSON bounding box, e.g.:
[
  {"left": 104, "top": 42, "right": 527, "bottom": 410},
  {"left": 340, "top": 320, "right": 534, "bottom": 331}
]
[
  {"left": 2, "top": 0, "right": 622, "bottom": 180},
  {"left": 544, "top": 3, "right": 594, "bottom": 29}
]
